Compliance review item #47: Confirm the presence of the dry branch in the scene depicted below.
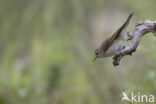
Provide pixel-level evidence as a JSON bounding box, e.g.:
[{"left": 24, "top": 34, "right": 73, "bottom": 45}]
[{"left": 113, "top": 20, "right": 156, "bottom": 66}]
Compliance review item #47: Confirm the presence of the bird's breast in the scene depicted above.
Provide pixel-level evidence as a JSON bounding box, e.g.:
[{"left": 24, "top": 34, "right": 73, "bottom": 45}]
[{"left": 103, "top": 40, "right": 125, "bottom": 57}]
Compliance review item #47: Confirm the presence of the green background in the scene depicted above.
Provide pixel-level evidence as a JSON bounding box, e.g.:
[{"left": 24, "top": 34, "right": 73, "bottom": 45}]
[{"left": 0, "top": 0, "right": 156, "bottom": 104}]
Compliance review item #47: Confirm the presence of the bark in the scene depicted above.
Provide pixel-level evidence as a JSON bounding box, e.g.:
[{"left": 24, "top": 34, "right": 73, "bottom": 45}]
[{"left": 113, "top": 20, "right": 156, "bottom": 66}]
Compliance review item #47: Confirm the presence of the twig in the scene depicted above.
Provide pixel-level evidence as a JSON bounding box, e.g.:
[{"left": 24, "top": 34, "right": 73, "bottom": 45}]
[{"left": 113, "top": 20, "right": 156, "bottom": 66}]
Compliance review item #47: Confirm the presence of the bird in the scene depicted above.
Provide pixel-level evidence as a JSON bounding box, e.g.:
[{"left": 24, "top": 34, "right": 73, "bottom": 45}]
[
  {"left": 93, "top": 13, "right": 134, "bottom": 61},
  {"left": 121, "top": 92, "right": 131, "bottom": 102}
]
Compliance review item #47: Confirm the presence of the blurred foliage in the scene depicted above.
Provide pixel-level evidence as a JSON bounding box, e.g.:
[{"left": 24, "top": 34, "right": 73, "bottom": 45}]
[{"left": 0, "top": 0, "right": 156, "bottom": 104}]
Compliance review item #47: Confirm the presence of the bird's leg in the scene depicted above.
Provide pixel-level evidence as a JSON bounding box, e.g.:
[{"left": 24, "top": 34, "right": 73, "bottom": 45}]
[{"left": 127, "top": 32, "right": 133, "bottom": 41}]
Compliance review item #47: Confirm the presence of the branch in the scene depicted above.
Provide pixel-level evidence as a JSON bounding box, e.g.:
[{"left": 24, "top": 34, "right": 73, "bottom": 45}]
[{"left": 113, "top": 20, "right": 156, "bottom": 66}]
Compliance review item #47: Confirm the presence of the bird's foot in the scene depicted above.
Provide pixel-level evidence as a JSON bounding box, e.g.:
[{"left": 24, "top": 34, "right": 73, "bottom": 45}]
[{"left": 127, "top": 32, "right": 133, "bottom": 41}]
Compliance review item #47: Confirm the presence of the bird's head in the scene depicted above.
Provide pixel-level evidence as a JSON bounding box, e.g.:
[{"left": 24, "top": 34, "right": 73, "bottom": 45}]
[{"left": 93, "top": 48, "right": 103, "bottom": 61}]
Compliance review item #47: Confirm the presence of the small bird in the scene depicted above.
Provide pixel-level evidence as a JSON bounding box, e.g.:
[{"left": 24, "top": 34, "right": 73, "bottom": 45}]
[{"left": 93, "top": 13, "right": 134, "bottom": 61}]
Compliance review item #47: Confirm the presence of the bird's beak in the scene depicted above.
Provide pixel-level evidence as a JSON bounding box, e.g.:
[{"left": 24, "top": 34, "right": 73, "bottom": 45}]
[{"left": 93, "top": 56, "right": 97, "bottom": 62}]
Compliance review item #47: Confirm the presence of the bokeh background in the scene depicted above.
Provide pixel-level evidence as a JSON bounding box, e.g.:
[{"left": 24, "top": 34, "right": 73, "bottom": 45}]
[{"left": 0, "top": 0, "right": 156, "bottom": 104}]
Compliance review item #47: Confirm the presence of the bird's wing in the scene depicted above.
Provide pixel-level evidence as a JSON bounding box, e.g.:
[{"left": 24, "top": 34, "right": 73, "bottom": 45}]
[{"left": 101, "top": 13, "right": 134, "bottom": 53}]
